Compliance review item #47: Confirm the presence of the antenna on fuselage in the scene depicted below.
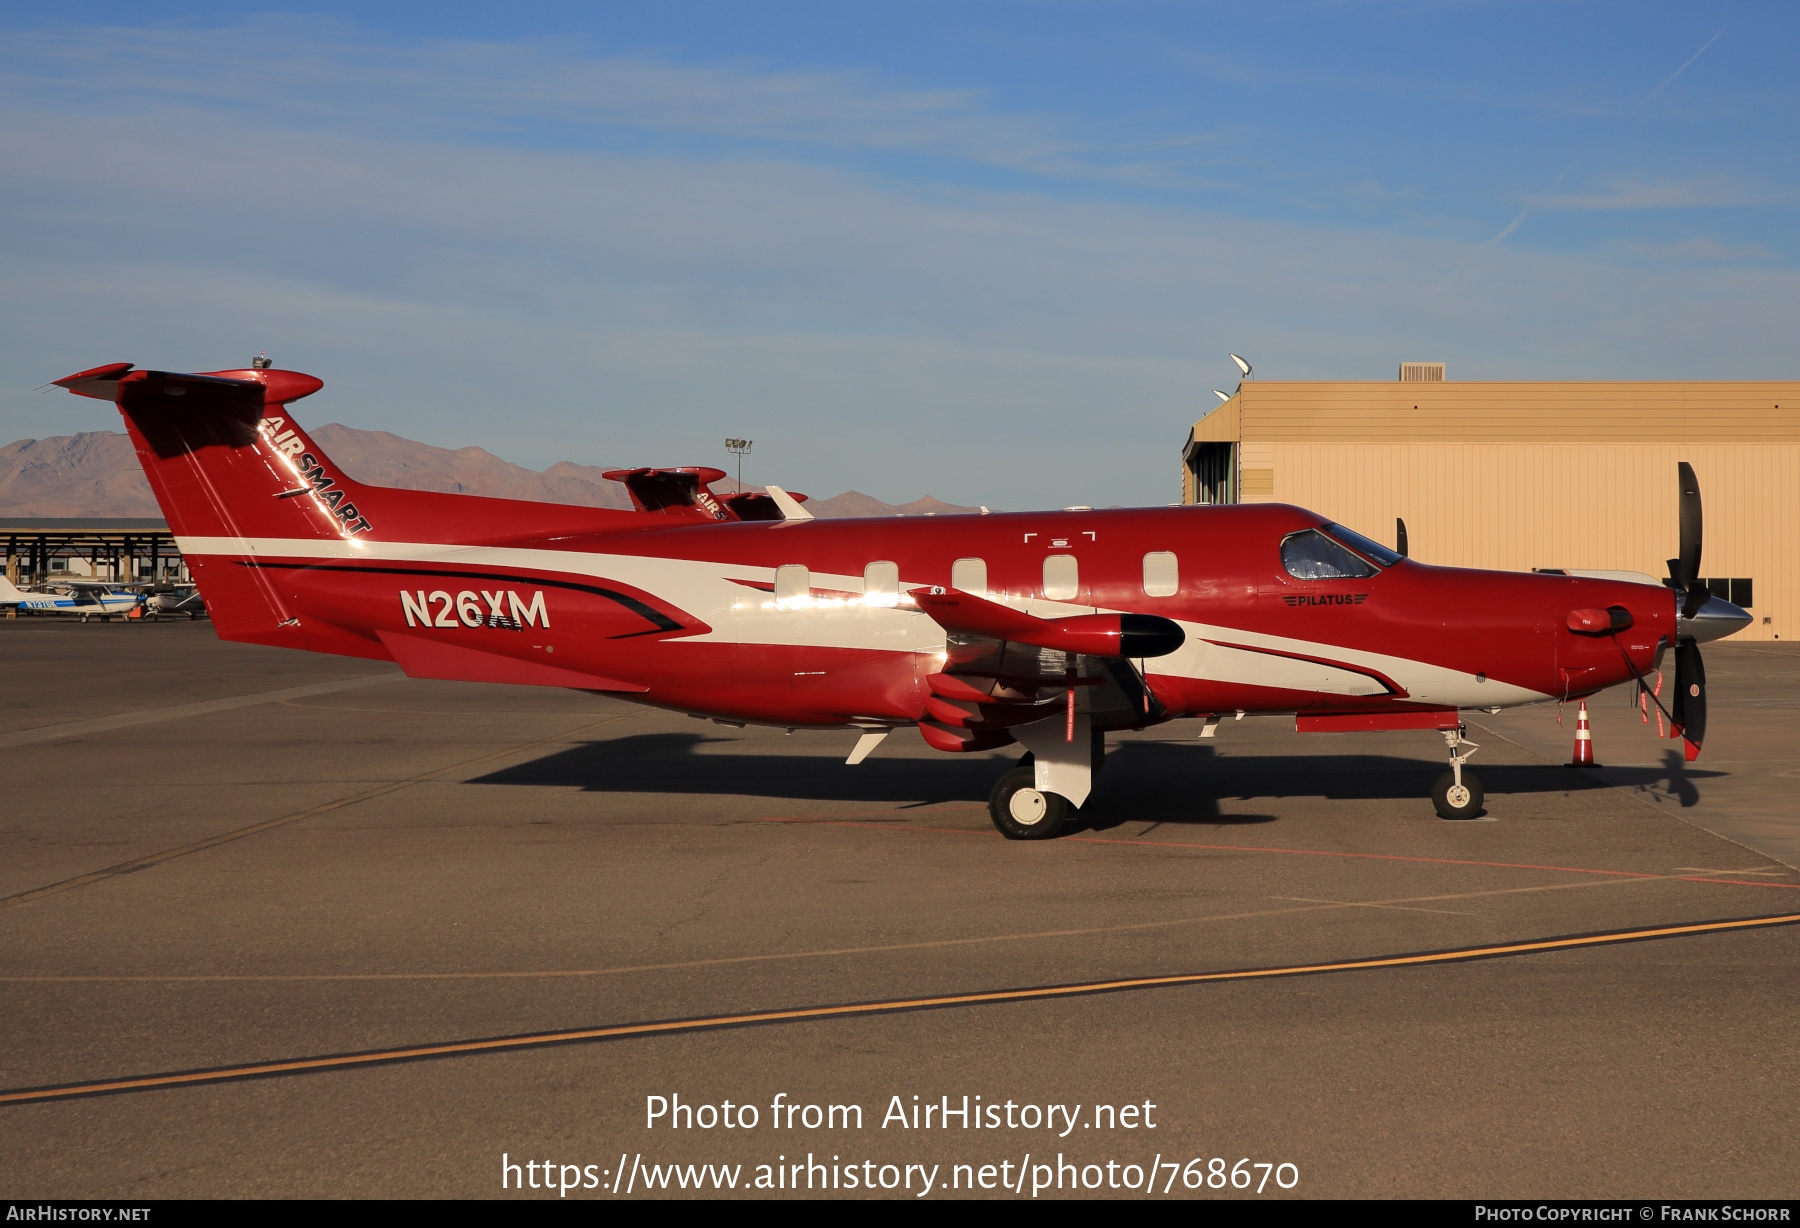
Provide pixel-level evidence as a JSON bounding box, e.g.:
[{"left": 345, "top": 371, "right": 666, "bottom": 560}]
[{"left": 1396, "top": 517, "right": 1409, "bottom": 558}]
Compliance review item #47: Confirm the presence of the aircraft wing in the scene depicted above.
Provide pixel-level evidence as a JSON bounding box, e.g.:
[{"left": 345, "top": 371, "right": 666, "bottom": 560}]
[
  {"left": 906, "top": 587, "right": 1183, "bottom": 745},
  {"left": 909, "top": 587, "right": 1183, "bottom": 659}
]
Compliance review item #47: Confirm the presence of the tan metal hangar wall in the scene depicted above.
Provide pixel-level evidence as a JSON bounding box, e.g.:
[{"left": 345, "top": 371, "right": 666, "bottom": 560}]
[{"left": 1181, "top": 382, "right": 1800, "bottom": 642}]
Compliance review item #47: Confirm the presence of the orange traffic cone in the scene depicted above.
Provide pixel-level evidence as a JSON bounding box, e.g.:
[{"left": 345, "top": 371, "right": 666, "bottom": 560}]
[{"left": 1565, "top": 699, "right": 1599, "bottom": 768}]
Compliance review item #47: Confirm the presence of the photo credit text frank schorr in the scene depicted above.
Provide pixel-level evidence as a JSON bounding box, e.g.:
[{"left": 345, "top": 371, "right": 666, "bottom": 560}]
[{"left": 501, "top": 1091, "right": 1301, "bottom": 1198}]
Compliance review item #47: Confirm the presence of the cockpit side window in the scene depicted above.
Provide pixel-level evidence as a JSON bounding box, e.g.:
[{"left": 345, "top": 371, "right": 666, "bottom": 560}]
[
  {"left": 1281, "top": 529, "right": 1379, "bottom": 580},
  {"left": 1322, "top": 522, "right": 1403, "bottom": 568}
]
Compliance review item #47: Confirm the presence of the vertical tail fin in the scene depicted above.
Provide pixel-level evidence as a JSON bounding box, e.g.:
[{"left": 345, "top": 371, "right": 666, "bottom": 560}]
[
  {"left": 55, "top": 360, "right": 638, "bottom": 656},
  {"left": 55, "top": 362, "right": 367, "bottom": 647}
]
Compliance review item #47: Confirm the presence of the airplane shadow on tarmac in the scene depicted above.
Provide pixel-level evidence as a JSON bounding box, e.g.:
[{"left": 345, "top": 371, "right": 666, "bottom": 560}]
[{"left": 467, "top": 734, "right": 1725, "bottom": 832}]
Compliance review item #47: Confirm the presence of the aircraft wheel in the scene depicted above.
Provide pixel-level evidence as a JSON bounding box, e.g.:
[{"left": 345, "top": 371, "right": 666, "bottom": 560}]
[
  {"left": 988, "top": 766, "right": 1070, "bottom": 840},
  {"left": 1432, "top": 770, "right": 1485, "bottom": 820},
  {"left": 80, "top": 613, "right": 90, "bottom": 623}
]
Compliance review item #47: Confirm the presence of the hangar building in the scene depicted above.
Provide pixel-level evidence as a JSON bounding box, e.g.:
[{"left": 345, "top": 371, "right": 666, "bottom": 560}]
[{"left": 1181, "top": 366, "right": 1797, "bottom": 642}]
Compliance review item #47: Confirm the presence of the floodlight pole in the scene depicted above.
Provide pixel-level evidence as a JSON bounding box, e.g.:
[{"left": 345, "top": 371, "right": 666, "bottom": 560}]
[{"left": 725, "top": 438, "right": 752, "bottom": 493}]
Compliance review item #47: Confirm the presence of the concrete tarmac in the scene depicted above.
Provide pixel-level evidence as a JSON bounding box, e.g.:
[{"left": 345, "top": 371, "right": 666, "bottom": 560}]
[
  {"left": 1, "top": 619, "right": 1796, "bottom": 1200},
  {"left": 1472, "top": 642, "right": 1800, "bottom": 870}
]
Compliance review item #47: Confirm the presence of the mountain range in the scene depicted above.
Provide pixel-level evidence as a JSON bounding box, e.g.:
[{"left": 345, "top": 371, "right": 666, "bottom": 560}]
[{"left": 0, "top": 427, "right": 983, "bottom": 520}]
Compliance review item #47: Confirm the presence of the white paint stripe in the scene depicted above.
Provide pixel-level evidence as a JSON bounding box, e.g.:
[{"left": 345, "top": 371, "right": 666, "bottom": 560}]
[
  {"left": 0, "top": 672, "right": 405, "bottom": 749},
  {"left": 174, "top": 536, "right": 1551, "bottom": 705}
]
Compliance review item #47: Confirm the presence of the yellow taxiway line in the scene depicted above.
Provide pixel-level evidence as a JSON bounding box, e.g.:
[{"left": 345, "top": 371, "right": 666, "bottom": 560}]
[{"left": 4, "top": 911, "right": 1796, "bottom": 1106}]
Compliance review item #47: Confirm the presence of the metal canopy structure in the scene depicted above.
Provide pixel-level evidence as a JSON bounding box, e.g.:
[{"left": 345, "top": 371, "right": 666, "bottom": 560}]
[{"left": 0, "top": 519, "right": 184, "bottom": 586}]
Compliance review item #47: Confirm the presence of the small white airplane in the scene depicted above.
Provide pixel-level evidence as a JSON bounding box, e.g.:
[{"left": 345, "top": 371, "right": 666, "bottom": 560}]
[
  {"left": 143, "top": 583, "right": 207, "bottom": 619},
  {"left": 0, "top": 577, "right": 145, "bottom": 622}
]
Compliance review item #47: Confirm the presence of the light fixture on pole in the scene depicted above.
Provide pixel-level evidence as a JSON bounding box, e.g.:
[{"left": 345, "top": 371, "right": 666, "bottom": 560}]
[
  {"left": 724, "top": 437, "right": 752, "bottom": 492},
  {"left": 1212, "top": 390, "right": 1231, "bottom": 403},
  {"left": 1229, "top": 353, "right": 1252, "bottom": 380}
]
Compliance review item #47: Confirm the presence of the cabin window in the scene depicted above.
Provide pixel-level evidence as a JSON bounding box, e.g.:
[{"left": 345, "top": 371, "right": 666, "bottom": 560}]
[
  {"left": 1280, "top": 530, "right": 1377, "bottom": 581},
  {"left": 773, "top": 564, "right": 810, "bottom": 606},
  {"left": 1043, "top": 554, "right": 1079, "bottom": 601},
  {"left": 864, "top": 560, "right": 900, "bottom": 606},
  {"left": 1143, "top": 551, "right": 1179, "bottom": 597},
  {"left": 951, "top": 557, "right": 988, "bottom": 597}
]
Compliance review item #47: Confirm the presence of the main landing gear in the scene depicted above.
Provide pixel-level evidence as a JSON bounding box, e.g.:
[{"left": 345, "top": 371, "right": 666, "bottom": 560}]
[
  {"left": 986, "top": 714, "right": 1100, "bottom": 840},
  {"left": 989, "top": 765, "right": 1073, "bottom": 839},
  {"left": 1432, "top": 725, "right": 1484, "bottom": 820}
]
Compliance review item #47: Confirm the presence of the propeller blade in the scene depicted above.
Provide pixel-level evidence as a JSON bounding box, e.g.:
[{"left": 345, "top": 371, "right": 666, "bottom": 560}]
[
  {"left": 1395, "top": 517, "right": 1409, "bottom": 559},
  {"left": 1675, "top": 461, "right": 1708, "bottom": 618},
  {"left": 1670, "top": 639, "right": 1707, "bottom": 761}
]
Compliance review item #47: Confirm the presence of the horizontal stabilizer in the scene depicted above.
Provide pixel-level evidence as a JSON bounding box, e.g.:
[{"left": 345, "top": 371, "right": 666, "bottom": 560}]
[
  {"left": 602, "top": 467, "right": 731, "bottom": 520},
  {"left": 722, "top": 490, "right": 811, "bottom": 522},
  {"left": 54, "top": 364, "right": 324, "bottom": 407}
]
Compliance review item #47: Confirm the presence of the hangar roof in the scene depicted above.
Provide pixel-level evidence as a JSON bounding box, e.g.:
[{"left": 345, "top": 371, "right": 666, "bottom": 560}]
[
  {"left": 1189, "top": 382, "right": 1800, "bottom": 445},
  {"left": 0, "top": 519, "right": 170, "bottom": 531}
]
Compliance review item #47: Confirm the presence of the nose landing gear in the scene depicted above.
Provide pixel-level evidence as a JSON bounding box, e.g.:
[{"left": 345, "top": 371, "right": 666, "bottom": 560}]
[{"left": 1432, "top": 725, "right": 1484, "bottom": 820}]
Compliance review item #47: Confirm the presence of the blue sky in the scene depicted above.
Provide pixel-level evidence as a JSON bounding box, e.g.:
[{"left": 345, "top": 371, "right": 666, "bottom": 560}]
[{"left": 2, "top": 2, "right": 1795, "bottom": 508}]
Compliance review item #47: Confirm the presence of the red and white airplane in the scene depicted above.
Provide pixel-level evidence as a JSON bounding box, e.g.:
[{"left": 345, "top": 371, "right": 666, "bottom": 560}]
[{"left": 55, "top": 360, "right": 1751, "bottom": 836}]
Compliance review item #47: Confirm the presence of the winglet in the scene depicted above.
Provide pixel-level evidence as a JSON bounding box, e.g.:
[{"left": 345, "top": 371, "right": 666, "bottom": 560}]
[{"left": 764, "top": 486, "right": 814, "bottom": 521}]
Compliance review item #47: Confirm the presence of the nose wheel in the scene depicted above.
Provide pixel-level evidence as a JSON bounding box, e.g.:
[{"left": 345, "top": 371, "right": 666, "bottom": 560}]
[{"left": 1432, "top": 725, "right": 1484, "bottom": 820}]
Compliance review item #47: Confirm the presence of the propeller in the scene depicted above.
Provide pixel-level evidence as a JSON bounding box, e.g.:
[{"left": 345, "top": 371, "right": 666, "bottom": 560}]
[
  {"left": 1670, "top": 639, "right": 1707, "bottom": 760},
  {"left": 1664, "top": 462, "right": 1709, "bottom": 761},
  {"left": 1665, "top": 461, "right": 1708, "bottom": 620}
]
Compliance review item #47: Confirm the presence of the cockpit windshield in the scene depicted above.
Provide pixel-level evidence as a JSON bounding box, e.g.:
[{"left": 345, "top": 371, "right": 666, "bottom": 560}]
[
  {"left": 1321, "top": 522, "right": 1404, "bottom": 568},
  {"left": 1280, "top": 529, "right": 1379, "bottom": 580}
]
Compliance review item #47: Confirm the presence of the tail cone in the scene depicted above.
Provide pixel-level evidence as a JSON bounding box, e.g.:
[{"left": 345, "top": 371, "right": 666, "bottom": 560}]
[{"left": 1565, "top": 699, "right": 1600, "bottom": 768}]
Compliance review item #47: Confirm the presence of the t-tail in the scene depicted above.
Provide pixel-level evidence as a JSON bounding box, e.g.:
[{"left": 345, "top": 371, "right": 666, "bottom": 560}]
[{"left": 54, "top": 361, "right": 631, "bottom": 656}]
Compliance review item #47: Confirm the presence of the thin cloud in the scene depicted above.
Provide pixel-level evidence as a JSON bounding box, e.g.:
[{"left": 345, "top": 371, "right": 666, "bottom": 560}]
[
  {"left": 0, "top": 19, "right": 1191, "bottom": 182},
  {"left": 6, "top": 100, "right": 1799, "bottom": 510},
  {"left": 1611, "top": 236, "right": 1779, "bottom": 262},
  {"left": 1528, "top": 177, "right": 1800, "bottom": 210},
  {"left": 1636, "top": 28, "right": 1725, "bottom": 110},
  {"left": 1485, "top": 162, "right": 1574, "bottom": 244},
  {"left": 1488, "top": 29, "right": 1734, "bottom": 243}
]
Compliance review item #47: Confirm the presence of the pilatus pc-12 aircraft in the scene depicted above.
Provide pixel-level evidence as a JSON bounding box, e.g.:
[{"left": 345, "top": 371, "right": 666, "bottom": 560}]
[{"left": 55, "top": 360, "right": 1752, "bottom": 837}]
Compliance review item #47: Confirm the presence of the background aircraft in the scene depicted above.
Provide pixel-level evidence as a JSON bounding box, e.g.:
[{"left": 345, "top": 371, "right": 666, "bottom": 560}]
[
  {"left": 141, "top": 583, "right": 206, "bottom": 620},
  {"left": 53, "top": 360, "right": 1751, "bottom": 835},
  {"left": 0, "top": 576, "right": 144, "bottom": 622}
]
